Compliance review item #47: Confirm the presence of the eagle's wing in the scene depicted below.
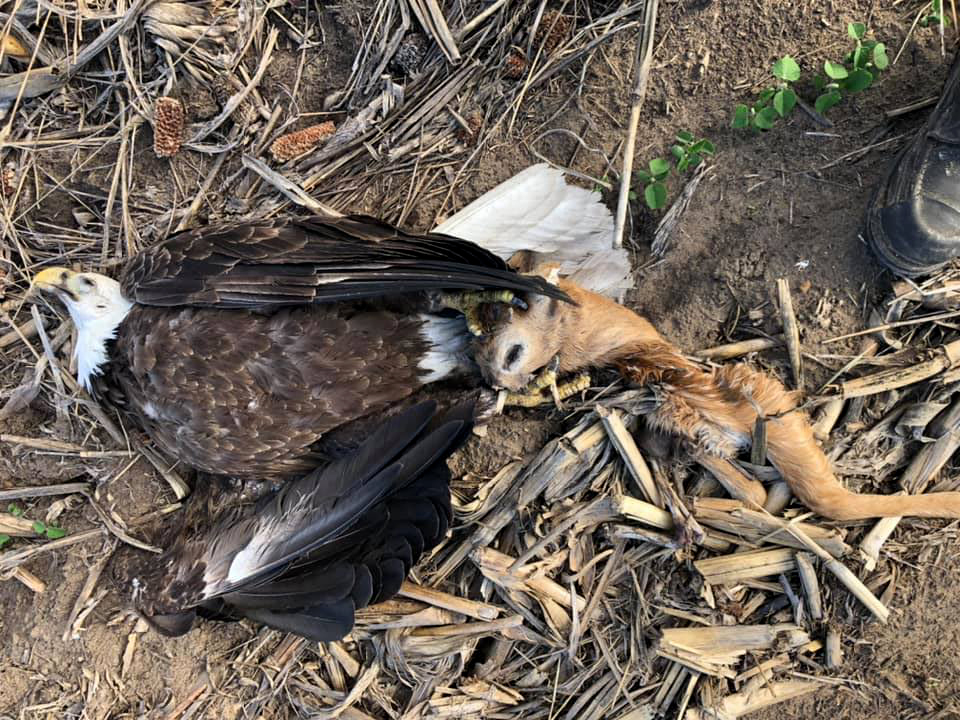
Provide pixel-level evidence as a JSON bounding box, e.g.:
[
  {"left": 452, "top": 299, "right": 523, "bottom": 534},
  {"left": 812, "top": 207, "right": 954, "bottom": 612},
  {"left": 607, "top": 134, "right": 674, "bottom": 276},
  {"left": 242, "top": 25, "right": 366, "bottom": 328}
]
[
  {"left": 121, "top": 215, "right": 569, "bottom": 307},
  {"left": 141, "top": 400, "right": 467, "bottom": 641}
]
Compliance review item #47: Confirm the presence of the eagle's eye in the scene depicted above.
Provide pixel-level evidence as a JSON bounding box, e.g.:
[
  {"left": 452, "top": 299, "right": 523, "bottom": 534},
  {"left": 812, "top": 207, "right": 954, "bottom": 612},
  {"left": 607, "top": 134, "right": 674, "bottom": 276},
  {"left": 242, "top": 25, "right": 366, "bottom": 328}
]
[
  {"left": 81, "top": 276, "right": 95, "bottom": 288},
  {"left": 504, "top": 343, "right": 523, "bottom": 369}
]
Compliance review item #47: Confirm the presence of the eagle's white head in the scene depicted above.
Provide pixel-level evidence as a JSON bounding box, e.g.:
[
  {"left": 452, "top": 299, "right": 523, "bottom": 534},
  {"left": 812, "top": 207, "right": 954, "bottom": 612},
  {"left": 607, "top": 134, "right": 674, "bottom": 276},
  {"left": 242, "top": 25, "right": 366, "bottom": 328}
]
[{"left": 32, "top": 267, "right": 133, "bottom": 390}]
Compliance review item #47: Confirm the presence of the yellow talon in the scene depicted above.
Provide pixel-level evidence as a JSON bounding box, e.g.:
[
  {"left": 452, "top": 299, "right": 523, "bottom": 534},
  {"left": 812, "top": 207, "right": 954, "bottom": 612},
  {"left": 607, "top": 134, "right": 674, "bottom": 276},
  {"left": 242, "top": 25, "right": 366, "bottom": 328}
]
[
  {"left": 440, "top": 290, "right": 524, "bottom": 336},
  {"left": 503, "top": 373, "right": 591, "bottom": 408}
]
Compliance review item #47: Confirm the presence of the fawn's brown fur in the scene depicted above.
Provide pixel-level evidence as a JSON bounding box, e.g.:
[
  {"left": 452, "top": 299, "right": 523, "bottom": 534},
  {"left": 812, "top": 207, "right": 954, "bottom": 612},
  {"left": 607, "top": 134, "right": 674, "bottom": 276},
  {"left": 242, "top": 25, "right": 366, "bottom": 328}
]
[{"left": 477, "top": 279, "right": 960, "bottom": 521}]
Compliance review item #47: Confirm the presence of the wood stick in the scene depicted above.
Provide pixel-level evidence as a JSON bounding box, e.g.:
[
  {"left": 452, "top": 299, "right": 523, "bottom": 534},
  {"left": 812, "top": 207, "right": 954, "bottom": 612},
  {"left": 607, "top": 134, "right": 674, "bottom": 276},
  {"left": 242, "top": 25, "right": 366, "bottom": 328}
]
[
  {"left": 398, "top": 581, "right": 500, "bottom": 621},
  {"left": 762, "top": 480, "right": 793, "bottom": 515},
  {"left": 694, "top": 548, "right": 797, "bottom": 585},
  {"left": 837, "top": 339, "right": 960, "bottom": 398},
  {"left": 811, "top": 398, "right": 845, "bottom": 440},
  {"left": 0, "top": 482, "right": 91, "bottom": 501},
  {"left": 696, "top": 454, "right": 767, "bottom": 507},
  {"left": 615, "top": 494, "right": 731, "bottom": 552},
  {"left": 825, "top": 629, "right": 843, "bottom": 668},
  {"left": 859, "top": 500, "right": 903, "bottom": 573},
  {"left": 693, "top": 498, "right": 850, "bottom": 558},
  {"left": 794, "top": 552, "right": 823, "bottom": 622},
  {"left": 0, "top": 515, "right": 39, "bottom": 536},
  {"left": 613, "top": 0, "right": 658, "bottom": 248},
  {"left": 658, "top": 623, "right": 809, "bottom": 678},
  {"left": 8, "top": 566, "right": 45, "bottom": 593},
  {"left": 696, "top": 336, "right": 783, "bottom": 361},
  {"left": 598, "top": 406, "right": 662, "bottom": 505},
  {"left": 0, "top": 316, "right": 43, "bottom": 349},
  {"left": 689, "top": 679, "right": 820, "bottom": 719},
  {"left": 777, "top": 278, "right": 804, "bottom": 391},
  {"left": 859, "top": 424, "right": 960, "bottom": 568}
]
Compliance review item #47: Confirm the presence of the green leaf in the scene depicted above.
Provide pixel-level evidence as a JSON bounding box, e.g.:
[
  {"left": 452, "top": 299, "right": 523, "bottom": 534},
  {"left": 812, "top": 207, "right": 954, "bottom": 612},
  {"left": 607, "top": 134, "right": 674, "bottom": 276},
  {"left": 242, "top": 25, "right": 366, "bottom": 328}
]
[
  {"left": 848, "top": 22, "right": 866, "bottom": 40},
  {"left": 32, "top": 520, "right": 45, "bottom": 534},
  {"left": 772, "top": 55, "right": 801, "bottom": 82},
  {"left": 675, "top": 157, "right": 689, "bottom": 173},
  {"left": 8, "top": 504, "right": 22, "bottom": 517},
  {"left": 757, "top": 88, "right": 776, "bottom": 105},
  {"left": 873, "top": 43, "right": 889, "bottom": 70},
  {"left": 676, "top": 130, "right": 694, "bottom": 144},
  {"left": 649, "top": 157, "right": 670, "bottom": 180},
  {"left": 644, "top": 182, "right": 667, "bottom": 210},
  {"left": 852, "top": 45, "right": 868, "bottom": 70},
  {"left": 45, "top": 526, "right": 66, "bottom": 540},
  {"left": 843, "top": 68, "right": 874, "bottom": 92},
  {"left": 692, "top": 139, "right": 716, "bottom": 155},
  {"left": 671, "top": 145, "right": 685, "bottom": 161},
  {"left": 0, "top": 534, "right": 10, "bottom": 549},
  {"left": 753, "top": 106, "right": 778, "bottom": 130},
  {"left": 732, "top": 104, "right": 750, "bottom": 128},
  {"left": 824, "top": 60, "right": 848, "bottom": 80},
  {"left": 773, "top": 88, "right": 797, "bottom": 117},
  {"left": 635, "top": 170, "right": 652, "bottom": 183},
  {"left": 687, "top": 153, "right": 702, "bottom": 169},
  {"left": 815, "top": 90, "right": 842, "bottom": 114}
]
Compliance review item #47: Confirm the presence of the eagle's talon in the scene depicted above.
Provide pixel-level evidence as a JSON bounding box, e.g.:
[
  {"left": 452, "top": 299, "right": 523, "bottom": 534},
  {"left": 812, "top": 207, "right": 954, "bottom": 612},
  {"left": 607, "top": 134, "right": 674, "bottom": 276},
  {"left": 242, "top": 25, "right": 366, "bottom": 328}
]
[
  {"left": 503, "top": 372, "right": 591, "bottom": 408},
  {"left": 441, "top": 289, "right": 520, "bottom": 336}
]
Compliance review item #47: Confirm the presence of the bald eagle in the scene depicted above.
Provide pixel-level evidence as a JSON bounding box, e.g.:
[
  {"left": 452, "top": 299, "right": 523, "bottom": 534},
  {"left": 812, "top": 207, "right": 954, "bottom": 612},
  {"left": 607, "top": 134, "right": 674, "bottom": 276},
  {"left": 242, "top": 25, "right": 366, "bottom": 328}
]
[
  {"left": 136, "top": 399, "right": 471, "bottom": 640},
  {"left": 33, "top": 215, "right": 565, "bottom": 476}
]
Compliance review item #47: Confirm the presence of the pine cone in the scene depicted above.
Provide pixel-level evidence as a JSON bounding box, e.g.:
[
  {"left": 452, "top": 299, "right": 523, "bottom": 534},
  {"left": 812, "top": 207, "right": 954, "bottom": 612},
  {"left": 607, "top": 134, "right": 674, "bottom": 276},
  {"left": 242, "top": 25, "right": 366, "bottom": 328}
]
[
  {"left": 153, "top": 97, "right": 185, "bottom": 158},
  {"left": 534, "top": 11, "right": 573, "bottom": 55},
  {"left": 455, "top": 111, "right": 483, "bottom": 144},
  {"left": 270, "top": 122, "right": 336, "bottom": 162},
  {"left": 504, "top": 51, "right": 527, "bottom": 80},
  {"left": 1, "top": 166, "right": 16, "bottom": 200}
]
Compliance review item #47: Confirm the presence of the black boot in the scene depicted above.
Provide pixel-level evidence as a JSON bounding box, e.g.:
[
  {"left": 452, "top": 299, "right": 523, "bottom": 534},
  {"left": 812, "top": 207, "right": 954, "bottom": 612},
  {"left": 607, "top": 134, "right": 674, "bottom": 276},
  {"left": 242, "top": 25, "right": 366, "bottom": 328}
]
[{"left": 866, "top": 52, "right": 960, "bottom": 277}]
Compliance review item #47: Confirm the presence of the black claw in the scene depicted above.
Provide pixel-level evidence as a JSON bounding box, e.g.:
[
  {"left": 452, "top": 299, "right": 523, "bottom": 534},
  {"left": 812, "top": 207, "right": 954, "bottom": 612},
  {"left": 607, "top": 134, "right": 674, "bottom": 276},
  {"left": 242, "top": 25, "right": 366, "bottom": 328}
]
[{"left": 510, "top": 296, "right": 528, "bottom": 311}]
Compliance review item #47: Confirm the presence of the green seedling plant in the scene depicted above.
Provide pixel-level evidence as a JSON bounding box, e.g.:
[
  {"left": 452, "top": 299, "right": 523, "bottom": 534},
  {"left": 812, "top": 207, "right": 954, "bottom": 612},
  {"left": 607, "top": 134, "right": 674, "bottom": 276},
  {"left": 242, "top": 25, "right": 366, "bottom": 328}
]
[
  {"left": 3, "top": 502, "right": 66, "bottom": 545},
  {"left": 634, "top": 157, "right": 670, "bottom": 210},
  {"left": 814, "top": 23, "right": 889, "bottom": 113},
  {"left": 732, "top": 56, "right": 800, "bottom": 130},
  {"left": 633, "top": 132, "right": 716, "bottom": 210},
  {"left": 920, "top": 0, "right": 951, "bottom": 27},
  {"left": 672, "top": 131, "right": 716, "bottom": 172}
]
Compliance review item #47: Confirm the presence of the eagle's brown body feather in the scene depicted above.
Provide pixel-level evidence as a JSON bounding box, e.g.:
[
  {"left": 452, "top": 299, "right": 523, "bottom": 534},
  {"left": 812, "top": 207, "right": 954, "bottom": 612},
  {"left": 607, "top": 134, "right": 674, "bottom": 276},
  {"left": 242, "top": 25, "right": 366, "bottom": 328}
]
[
  {"left": 103, "top": 303, "right": 432, "bottom": 475},
  {"left": 51, "top": 214, "right": 567, "bottom": 476}
]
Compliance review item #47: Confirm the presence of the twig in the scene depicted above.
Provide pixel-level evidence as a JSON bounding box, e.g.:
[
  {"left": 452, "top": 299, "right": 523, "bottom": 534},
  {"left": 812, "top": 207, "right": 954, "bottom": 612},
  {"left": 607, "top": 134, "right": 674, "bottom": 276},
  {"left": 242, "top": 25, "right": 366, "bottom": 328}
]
[{"left": 613, "top": 0, "right": 658, "bottom": 249}]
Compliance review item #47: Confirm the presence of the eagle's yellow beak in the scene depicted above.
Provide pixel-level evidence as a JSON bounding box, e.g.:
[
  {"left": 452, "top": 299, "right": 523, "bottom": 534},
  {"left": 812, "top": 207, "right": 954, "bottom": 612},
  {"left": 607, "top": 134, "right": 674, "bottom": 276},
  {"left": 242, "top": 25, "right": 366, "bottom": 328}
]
[{"left": 31, "top": 267, "right": 76, "bottom": 293}]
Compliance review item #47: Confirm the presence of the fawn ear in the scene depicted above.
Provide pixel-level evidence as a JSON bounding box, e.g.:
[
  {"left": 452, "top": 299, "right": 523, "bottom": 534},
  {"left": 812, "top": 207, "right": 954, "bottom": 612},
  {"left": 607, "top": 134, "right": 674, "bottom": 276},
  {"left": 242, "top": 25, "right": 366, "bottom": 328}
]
[{"left": 521, "top": 263, "right": 561, "bottom": 285}]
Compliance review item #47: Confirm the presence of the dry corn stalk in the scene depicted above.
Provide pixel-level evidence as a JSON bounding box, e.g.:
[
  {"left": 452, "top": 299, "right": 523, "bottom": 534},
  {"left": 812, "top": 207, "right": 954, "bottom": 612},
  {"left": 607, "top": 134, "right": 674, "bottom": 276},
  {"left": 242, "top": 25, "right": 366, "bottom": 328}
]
[
  {"left": 692, "top": 497, "right": 850, "bottom": 558},
  {"left": 1, "top": 33, "right": 29, "bottom": 60},
  {"left": 0, "top": 514, "right": 39, "bottom": 536},
  {"left": 658, "top": 623, "right": 809, "bottom": 678},
  {"left": 838, "top": 339, "right": 960, "bottom": 398},
  {"left": 686, "top": 679, "right": 820, "bottom": 719},
  {"left": 143, "top": 1, "right": 239, "bottom": 80},
  {"left": 270, "top": 122, "right": 336, "bottom": 162},
  {"left": 153, "top": 97, "right": 185, "bottom": 158},
  {"left": 694, "top": 548, "right": 797, "bottom": 586}
]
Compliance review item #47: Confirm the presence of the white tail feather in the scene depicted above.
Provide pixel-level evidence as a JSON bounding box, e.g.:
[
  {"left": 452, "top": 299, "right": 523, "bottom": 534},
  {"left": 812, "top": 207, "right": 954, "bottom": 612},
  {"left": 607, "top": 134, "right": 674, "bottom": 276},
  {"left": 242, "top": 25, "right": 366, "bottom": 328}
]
[{"left": 434, "top": 164, "right": 631, "bottom": 298}]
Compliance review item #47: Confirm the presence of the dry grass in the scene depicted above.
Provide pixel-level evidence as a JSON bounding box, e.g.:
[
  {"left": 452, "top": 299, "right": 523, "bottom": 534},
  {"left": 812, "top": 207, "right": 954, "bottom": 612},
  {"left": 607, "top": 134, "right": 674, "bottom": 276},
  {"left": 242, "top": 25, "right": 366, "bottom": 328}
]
[{"left": 3, "top": 0, "right": 960, "bottom": 718}]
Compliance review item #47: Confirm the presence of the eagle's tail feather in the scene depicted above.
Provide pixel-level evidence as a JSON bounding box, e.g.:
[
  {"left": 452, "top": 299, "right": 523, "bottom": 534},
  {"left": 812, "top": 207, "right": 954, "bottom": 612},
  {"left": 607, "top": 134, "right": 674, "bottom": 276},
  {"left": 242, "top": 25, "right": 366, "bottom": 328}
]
[{"left": 141, "top": 400, "right": 471, "bottom": 640}]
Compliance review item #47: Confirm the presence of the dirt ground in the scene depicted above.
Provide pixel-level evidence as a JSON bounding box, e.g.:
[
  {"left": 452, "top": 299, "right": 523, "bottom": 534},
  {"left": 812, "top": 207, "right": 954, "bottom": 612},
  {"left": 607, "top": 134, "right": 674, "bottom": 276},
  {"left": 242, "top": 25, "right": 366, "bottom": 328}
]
[{"left": 3, "top": 0, "right": 960, "bottom": 717}]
